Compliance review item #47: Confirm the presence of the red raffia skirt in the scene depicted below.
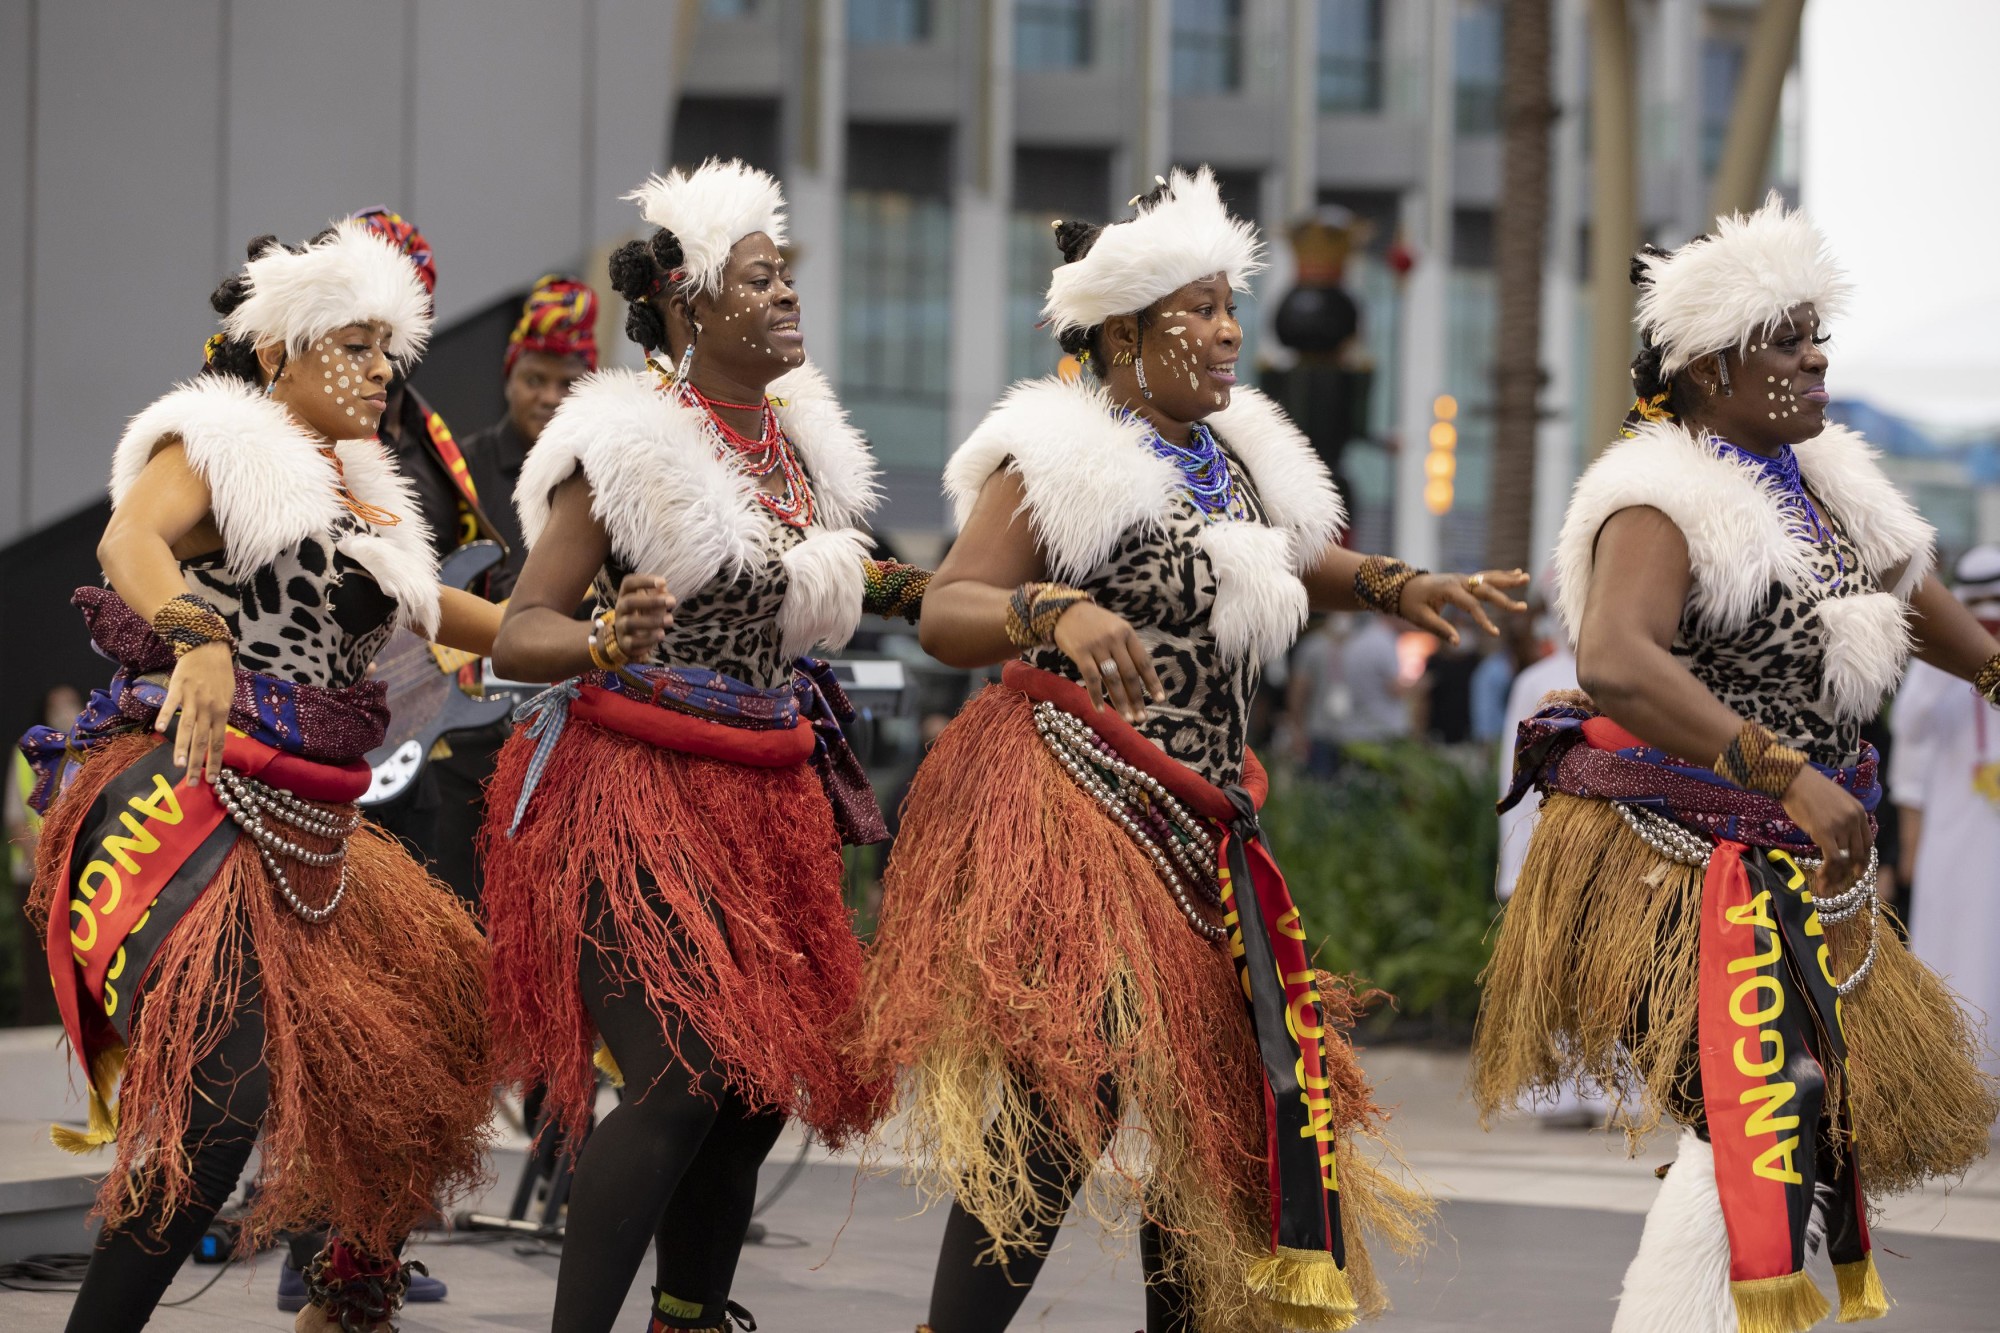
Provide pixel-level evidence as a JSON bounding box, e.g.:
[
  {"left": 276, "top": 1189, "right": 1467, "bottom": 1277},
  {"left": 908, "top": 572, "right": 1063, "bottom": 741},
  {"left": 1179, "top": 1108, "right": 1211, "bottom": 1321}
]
[
  {"left": 27, "top": 731, "right": 491, "bottom": 1258},
  {"left": 481, "top": 717, "right": 881, "bottom": 1148},
  {"left": 858, "top": 685, "right": 1429, "bottom": 1333}
]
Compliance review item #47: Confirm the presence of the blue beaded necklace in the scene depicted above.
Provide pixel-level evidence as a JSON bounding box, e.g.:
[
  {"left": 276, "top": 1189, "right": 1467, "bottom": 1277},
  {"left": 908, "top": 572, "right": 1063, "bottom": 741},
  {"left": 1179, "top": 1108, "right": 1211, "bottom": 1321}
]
[
  {"left": 1709, "top": 435, "right": 1847, "bottom": 586},
  {"left": 1125, "top": 412, "right": 1251, "bottom": 522}
]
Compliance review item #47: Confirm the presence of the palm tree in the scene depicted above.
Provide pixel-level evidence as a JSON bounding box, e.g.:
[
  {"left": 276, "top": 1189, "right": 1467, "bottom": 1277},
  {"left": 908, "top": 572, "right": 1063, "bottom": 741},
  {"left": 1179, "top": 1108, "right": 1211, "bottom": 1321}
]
[{"left": 1487, "top": 0, "right": 1555, "bottom": 571}]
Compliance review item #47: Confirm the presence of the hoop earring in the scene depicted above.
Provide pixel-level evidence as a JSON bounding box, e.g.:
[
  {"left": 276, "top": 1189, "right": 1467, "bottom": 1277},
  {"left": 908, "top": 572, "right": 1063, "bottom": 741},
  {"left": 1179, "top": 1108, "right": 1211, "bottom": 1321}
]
[
  {"left": 1134, "top": 331, "right": 1152, "bottom": 401},
  {"left": 1717, "top": 357, "right": 1732, "bottom": 396}
]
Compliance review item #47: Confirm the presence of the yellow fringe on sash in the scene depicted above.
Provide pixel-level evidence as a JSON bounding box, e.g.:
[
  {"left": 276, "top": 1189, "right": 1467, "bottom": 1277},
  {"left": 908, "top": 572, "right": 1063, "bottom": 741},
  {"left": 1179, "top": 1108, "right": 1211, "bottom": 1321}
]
[
  {"left": 1730, "top": 1271, "right": 1831, "bottom": 1333},
  {"left": 1833, "top": 1255, "right": 1891, "bottom": 1323},
  {"left": 1246, "top": 1245, "right": 1358, "bottom": 1331},
  {"left": 50, "top": 1042, "right": 126, "bottom": 1155}
]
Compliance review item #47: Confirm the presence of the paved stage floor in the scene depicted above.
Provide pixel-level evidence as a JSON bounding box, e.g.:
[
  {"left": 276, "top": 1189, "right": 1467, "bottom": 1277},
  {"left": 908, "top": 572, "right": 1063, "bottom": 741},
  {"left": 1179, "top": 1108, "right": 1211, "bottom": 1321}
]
[{"left": 5, "top": 1048, "right": 1995, "bottom": 1330}]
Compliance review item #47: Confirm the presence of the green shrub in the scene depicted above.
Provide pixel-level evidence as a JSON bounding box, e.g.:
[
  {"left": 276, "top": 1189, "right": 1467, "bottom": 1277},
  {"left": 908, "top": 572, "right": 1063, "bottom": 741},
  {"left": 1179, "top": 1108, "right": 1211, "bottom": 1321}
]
[{"left": 1259, "top": 743, "right": 1501, "bottom": 1042}]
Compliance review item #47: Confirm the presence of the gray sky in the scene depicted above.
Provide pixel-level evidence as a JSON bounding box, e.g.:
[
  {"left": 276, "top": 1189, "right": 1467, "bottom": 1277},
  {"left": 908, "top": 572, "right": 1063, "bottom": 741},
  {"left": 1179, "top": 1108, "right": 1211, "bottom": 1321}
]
[{"left": 1802, "top": 0, "right": 2000, "bottom": 431}]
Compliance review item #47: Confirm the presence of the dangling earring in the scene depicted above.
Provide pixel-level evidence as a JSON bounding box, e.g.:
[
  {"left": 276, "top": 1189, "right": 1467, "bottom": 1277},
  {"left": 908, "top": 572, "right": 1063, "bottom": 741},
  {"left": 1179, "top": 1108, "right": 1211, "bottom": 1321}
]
[
  {"left": 1134, "top": 332, "right": 1152, "bottom": 401},
  {"left": 1717, "top": 356, "right": 1732, "bottom": 396},
  {"left": 263, "top": 352, "right": 285, "bottom": 397},
  {"left": 1111, "top": 350, "right": 1133, "bottom": 366},
  {"left": 676, "top": 327, "right": 697, "bottom": 383}
]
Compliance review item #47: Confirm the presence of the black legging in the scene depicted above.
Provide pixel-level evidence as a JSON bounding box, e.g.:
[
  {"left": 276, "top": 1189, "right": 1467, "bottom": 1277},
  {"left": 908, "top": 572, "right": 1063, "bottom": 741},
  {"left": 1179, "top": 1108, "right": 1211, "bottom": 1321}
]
[
  {"left": 551, "top": 885, "right": 787, "bottom": 1333},
  {"left": 63, "top": 954, "right": 270, "bottom": 1332},
  {"left": 926, "top": 1078, "right": 1194, "bottom": 1333}
]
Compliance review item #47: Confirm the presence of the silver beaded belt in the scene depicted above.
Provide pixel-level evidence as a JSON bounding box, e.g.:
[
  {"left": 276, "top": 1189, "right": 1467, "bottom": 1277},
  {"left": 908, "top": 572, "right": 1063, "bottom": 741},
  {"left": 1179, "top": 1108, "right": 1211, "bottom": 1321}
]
[
  {"left": 1031, "top": 701, "right": 1228, "bottom": 943},
  {"left": 1614, "top": 801, "right": 1880, "bottom": 995},
  {"left": 214, "top": 769, "right": 363, "bottom": 924}
]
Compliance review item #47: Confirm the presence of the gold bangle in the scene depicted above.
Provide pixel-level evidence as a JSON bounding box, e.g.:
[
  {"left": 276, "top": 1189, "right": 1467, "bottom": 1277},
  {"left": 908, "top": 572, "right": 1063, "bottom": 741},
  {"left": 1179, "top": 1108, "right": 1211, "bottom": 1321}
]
[
  {"left": 1976, "top": 652, "right": 2000, "bottom": 706},
  {"left": 588, "top": 608, "right": 629, "bottom": 671},
  {"left": 1353, "top": 555, "right": 1425, "bottom": 618},
  {"left": 1714, "top": 720, "right": 1809, "bottom": 798}
]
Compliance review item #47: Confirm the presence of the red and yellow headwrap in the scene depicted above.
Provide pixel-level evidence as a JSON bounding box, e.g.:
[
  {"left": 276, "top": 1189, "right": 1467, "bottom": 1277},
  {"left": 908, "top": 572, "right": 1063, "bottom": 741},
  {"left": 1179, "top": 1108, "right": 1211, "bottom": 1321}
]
[
  {"left": 506, "top": 274, "right": 599, "bottom": 375},
  {"left": 351, "top": 207, "right": 437, "bottom": 298}
]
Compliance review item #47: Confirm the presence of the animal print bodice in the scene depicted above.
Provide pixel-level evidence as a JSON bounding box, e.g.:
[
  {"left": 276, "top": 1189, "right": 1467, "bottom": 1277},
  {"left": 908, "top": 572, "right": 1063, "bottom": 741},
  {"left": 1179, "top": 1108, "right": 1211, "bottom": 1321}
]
[
  {"left": 1025, "top": 450, "right": 1268, "bottom": 786},
  {"left": 607, "top": 507, "right": 805, "bottom": 691},
  {"left": 1671, "top": 494, "right": 1871, "bottom": 768},
  {"left": 181, "top": 512, "right": 399, "bottom": 690}
]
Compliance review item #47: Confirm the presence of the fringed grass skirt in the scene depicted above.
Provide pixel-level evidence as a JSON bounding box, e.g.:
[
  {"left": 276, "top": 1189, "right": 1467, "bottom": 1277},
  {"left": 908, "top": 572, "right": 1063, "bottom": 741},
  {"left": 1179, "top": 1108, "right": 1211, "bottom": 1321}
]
[
  {"left": 858, "top": 685, "right": 1428, "bottom": 1332},
  {"left": 28, "top": 731, "right": 491, "bottom": 1256},
  {"left": 481, "top": 718, "right": 882, "bottom": 1149},
  {"left": 1472, "top": 792, "right": 1997, "bottom": 1195}
]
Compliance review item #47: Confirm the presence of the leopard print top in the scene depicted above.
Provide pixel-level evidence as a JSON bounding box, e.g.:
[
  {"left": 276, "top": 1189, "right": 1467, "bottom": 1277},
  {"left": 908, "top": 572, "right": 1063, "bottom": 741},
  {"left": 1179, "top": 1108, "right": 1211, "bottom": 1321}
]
[
  {"left": 1671, "top": 491, "right": 1871, "bottom": 768},
  {"left": 1025, "top": 446, "right": 1269, "bottom": 786},
  {"left": 181, "top": 512, "right": 399, "bottom": 690},
  {"left": 606, "top": 508, "right": 805, "bottom": 691}
]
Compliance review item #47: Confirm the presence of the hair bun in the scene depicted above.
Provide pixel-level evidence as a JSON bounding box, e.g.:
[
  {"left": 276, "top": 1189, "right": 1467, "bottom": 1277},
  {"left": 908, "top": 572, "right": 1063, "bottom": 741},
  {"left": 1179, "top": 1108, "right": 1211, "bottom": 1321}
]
[
  {"left": 648, "top": 228, "right": 684, "bottom": 274},
  {"left": 607, "top": 239, "right": 662, "bottom": 302},
  {"left": 1629, "top": 243, "right": 1671, "bottom": 289},
  {"left": 1052, "top": 219, "right": 1100, "bottom": 265}
]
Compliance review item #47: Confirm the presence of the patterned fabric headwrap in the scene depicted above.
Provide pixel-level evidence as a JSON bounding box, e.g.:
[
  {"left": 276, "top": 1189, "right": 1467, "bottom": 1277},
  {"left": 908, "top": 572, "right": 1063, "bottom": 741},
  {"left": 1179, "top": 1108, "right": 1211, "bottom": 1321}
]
[
  {"left": 506, "top": 274, "right": 599, "bottom": 376},
  {"left": 351, "top": 207, "right": 437, "bottom": 299}
]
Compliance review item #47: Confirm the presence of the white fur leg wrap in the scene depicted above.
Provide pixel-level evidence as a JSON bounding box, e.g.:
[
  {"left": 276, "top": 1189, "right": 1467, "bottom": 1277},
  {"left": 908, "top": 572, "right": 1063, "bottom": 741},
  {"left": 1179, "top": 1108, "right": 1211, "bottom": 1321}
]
[{"left": 1612, "top": 1130, "right": 1737, "bottom": 1333}]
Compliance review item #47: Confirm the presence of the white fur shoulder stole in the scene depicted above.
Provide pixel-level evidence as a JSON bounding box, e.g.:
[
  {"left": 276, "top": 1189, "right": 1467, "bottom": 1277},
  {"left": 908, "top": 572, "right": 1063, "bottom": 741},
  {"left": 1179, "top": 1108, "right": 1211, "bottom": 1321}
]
[
  {"left": 519, "top": 361, "right": 880, "bottom": 658},
  {"left": 945, "top": 376, "right": 1345, "bottom": 663},
  {"left": 112, "top": 377, "right": 440, "bottom": 635},
  {"left": 1554, "top": 420, "right": 1935, "bottom": 721}
]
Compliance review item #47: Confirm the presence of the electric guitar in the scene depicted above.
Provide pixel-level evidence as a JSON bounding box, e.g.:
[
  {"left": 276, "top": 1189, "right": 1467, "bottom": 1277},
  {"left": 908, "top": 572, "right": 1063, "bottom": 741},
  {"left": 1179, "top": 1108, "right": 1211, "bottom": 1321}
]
[{"left": 360, "top": 540, "right": 528, "bottom": 806}]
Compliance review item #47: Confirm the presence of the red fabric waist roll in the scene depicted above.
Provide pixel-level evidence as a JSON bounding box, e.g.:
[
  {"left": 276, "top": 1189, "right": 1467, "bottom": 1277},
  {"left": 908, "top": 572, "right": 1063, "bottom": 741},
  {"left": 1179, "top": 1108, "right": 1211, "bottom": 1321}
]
[
  {"left": 568, "top": 683, "right": 816, "bottom": 769},
  {"left": 223, "top": 732, "right": 372, "bottom": 802}
]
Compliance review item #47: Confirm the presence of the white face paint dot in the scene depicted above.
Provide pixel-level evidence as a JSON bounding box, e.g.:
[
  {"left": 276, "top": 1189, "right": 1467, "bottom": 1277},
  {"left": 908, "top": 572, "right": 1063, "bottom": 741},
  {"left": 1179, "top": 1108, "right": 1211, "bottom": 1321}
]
[
  {"left": 321, "top": 354, "right": 330, "bottom": 363},
  {"left": 345, "top": 407, "right": 355, "bottom": 416},
  {"left": 1769, "top": 412, "right": 1777, "bottom": 419},
  {"left": 338, "top": 375, "right": 350, "bottom": 388},
  {"left": 324, "top": 385, "right": 332, "bottom": 394}
]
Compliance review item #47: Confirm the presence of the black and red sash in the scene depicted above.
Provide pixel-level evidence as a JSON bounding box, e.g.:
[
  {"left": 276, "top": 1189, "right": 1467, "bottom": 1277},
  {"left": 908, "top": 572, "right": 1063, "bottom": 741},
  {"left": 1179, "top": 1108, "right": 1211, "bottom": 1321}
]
[{"left": 1004, "top": 663, "right": 1355, "bottom": 1326}]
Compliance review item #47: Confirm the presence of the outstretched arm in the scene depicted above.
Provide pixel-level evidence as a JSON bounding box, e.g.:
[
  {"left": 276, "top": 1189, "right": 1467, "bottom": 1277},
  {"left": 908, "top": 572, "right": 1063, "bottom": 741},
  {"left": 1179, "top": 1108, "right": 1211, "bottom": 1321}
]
[
  {"left": 1300, "top": 542, "right": 1528, "bottom": 643},
  {"left": 1905, "top": 573, "right": 2000, "bottom": 685}
]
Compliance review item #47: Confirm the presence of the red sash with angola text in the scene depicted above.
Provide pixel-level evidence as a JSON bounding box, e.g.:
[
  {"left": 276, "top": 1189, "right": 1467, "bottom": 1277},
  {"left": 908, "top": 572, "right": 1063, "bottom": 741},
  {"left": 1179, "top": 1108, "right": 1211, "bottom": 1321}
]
[{"left": 1003, "top": 662, "right": 1355, "bottom": 1325}]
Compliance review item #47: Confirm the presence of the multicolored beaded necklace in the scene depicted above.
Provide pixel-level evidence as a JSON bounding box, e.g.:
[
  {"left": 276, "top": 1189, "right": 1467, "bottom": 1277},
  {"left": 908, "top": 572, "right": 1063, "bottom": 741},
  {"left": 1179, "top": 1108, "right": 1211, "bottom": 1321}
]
[
  {"left": 651, "top": 356, "right": 815, "bottom": 529},
  {"left": 1709, "top": 435, "right": 1846, "bottom": 587},
  {"left": 1122, "top": 411, "right": 1252, "bottom": 522}
]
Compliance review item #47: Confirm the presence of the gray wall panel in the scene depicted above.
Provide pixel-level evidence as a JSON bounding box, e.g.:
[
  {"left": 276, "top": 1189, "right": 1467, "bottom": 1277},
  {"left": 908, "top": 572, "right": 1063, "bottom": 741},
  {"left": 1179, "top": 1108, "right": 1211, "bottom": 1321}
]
[
  {"left": 411, "top": 0, "right": 587, "bottom": 325},
  {"left": 223, "top": 1, "right": 410, "bottom": 252},
  {"left": 588, "top": 0, "right": 682, "bottom": 245},
  {"left": 28, "top": 0, "right": 225, "bottom": 529},
  {"left": 1, "top": 2, "right": 33, "bottom": 541}
]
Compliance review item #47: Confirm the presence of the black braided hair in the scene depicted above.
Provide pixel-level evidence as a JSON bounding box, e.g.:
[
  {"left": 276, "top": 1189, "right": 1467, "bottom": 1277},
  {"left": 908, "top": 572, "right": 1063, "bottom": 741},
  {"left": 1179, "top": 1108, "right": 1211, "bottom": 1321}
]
[
  {"left": 1050, "top": 176, "right": 1177, "bottom": 379},
  {"left": 607, "top": 228, "right": 686, "bottom": 352},
  {"left": 1623, "top": 241, "right": 1702, "bottom": 432},
  {"left": 203, "top": 235, "right": 287, "bottom": 385}
]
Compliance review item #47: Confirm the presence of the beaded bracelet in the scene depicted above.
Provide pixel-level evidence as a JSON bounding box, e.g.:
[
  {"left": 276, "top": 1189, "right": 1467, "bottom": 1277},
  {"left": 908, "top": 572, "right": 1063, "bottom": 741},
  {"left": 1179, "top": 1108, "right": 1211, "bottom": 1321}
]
[
  {"left": 1977, "top": 652, "right": 2000, "bottom": 707},
  {"left": 1714, "top": 720, "right": 1808, "bottom": 798},
  {"left": 153, "top": 593, "right": 235, "bottom": 659},
  {"left": 1353, "top": 554, "right": 1426, "bottom": 618},
  {"left": 862, "top": 558, "right": 932, "bottom": 623},
  {"left": 587, "top": 607, "right": 629, "bottom": 671},
  {"left": 1004, "top": 582, "right": 1093, "bottom": 650}
]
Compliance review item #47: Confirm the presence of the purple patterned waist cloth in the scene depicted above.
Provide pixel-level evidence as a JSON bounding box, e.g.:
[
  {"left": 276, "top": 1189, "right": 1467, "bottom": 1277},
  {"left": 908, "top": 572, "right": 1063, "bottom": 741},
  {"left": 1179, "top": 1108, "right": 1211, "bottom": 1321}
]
[
  {"left": 1498, "top": 700, "right": 1879, "bottom": 852},
  {"left": 19, "top": 586, "right": 389, "bottom": 814}
]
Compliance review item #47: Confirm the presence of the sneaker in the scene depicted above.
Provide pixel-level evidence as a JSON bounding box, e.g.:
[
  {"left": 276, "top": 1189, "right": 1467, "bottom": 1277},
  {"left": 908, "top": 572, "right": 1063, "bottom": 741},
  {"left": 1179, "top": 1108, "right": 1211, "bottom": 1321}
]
[{"left": 277, "top": 1258, "right": 446, "bottom": 1310}]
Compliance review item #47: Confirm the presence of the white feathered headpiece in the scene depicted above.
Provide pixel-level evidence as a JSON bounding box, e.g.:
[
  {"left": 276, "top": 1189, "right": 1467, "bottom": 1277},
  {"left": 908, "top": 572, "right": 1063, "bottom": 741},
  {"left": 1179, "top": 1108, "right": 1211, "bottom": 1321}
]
[
  {"left": 1042, "top": 166, "right": 1265, "bottom": 335},
  {"left": 625, "top": 158, "right": 788, "bottom": 298},
  {"left": 1636, "top": 192, "right": 1850, "bottom": 376},
  {"left": 223, "top": 219, "right": 433, "bottom": 363}
]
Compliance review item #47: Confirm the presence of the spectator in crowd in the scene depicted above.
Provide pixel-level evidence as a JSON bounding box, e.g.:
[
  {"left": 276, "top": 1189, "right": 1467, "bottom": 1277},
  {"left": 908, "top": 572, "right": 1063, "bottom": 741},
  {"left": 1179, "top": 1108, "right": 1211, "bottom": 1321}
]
[
  {"left": 1470, "top": 608, "right": 1543, "bottom": 744},
  {"left": 1286, "top": 611, "right": 1411, "bottom": 778},
  {"left": 1890, "top": 543, "right": 2000, "bottom": 1078}
]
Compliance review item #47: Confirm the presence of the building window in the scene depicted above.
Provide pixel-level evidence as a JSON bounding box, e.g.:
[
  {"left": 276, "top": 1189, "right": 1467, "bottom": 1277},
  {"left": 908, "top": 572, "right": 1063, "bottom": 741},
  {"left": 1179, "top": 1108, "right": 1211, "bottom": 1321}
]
[
  {"left": 1017, "top": 0, "right": 1093, "bottom": 71},
  {"left": 1454, "top": 0, "right": 1503, "bottom": 136},
  {"left": 1008, "top": 148, "right": 1112, "bottom": 382},
  {"left": 1318, "top": 0, "right": 1383, "bottom": 113},
  {"left": 842, "top": 126, "right": 954, "bottom": 470},
  {"left": 1172, "top": 0, "right": 1243, "bottom": 96},
  {"left": 850, "top": 0, "right": 933, "bottom": 46},
  {"left": 702, "top": 0, "right": 757, "bottom": 17},
  {"left": 1700, "top": 37, "right": 1746, "bottom": 176}
]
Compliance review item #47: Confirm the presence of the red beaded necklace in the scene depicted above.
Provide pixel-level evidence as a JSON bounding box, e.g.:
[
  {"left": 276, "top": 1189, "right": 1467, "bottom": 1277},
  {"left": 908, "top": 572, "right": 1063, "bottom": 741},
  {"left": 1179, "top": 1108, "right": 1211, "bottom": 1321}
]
[{"left": 672, "top": 374, "right": 815, "bottom": 529}]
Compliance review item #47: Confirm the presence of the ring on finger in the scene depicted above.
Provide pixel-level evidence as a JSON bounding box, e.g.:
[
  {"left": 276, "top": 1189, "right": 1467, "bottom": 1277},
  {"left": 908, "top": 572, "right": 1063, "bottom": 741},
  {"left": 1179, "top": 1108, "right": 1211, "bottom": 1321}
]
[
  {"left": 1099, "top": 659, "right": 1120, "bottom": 677},
  {"left": 1467, "top": 573, "right": 1485, "bottom": 590},
  {"left": 1834, "top": 848, "right": 1852, "bottom": 861}
]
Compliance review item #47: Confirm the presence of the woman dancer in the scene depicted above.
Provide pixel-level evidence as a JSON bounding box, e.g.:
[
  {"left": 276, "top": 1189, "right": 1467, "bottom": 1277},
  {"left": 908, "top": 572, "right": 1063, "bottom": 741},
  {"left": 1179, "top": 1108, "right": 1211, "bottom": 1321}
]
[
  {"left": 22, "top": 221, "right": 495, "bottom": 1331},
  {"left": 482, "top": 159, "right": 918, "bottom": 1333},
  {"left": 861, "top": 167, "right": 1524, "bottom": 1333},
  {"left": 1474, "top": 195, "right": 2000, "bottom": 1333}
]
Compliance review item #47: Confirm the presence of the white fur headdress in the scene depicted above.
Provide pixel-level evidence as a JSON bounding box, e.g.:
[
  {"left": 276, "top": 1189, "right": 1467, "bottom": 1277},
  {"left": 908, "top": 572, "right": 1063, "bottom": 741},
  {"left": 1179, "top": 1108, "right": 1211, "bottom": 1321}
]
[
  {"left": 1042, "top": 166, "right": 1265, "bottom": 336},
  {"left": 625, "top": 159, "right": 788, "bottom": 298},
  {"left": 223, "top": 219, "right": 433, "bottom": 363},
  {"left": 1636, "top": 192, "right": 1850, "bottom": 376}
]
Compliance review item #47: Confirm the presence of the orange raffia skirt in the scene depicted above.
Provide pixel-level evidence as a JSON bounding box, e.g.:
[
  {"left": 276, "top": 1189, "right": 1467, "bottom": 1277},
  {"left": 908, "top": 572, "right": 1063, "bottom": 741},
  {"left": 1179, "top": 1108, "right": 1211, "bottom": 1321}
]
[
  {"left": 28, "top": 731, "right": 491, "bottom": 1258},
  {"left": 481, "top": 714, "right": 882, "bottom": 1149},
  {"left": 858, "top": 683, "right": 1429, "bottom": 1333}
]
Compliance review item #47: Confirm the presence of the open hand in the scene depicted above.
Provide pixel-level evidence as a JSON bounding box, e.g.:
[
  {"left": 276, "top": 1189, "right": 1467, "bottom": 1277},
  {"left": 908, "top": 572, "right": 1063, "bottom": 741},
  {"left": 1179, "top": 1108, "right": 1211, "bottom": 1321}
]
[
  {"left": 158, "top": 641, "right": 233, "bottom": 785},
  {"left": 1051, "top": 602, "right": 1165, "bottom": 724},
  {"left": 1396, "top": 568, "right": 1531, "bottom": 645}
]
